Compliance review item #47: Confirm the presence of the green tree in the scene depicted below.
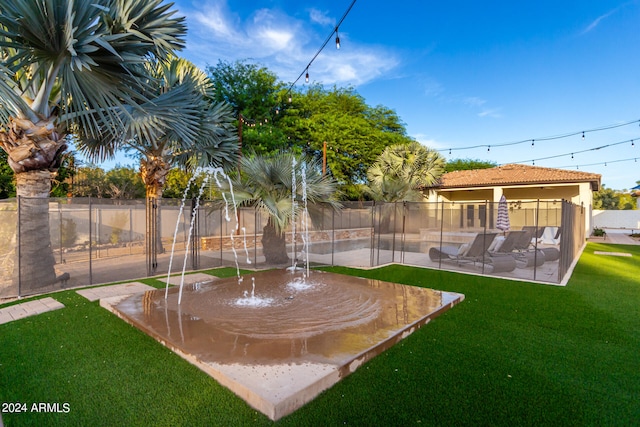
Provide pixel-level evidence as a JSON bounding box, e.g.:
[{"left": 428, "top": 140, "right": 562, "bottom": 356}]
[
  {"left": 210, "top": 152, "right": 341, "bottom": 264},
  {"left": 162, "top": 168, "right": 208, "bottom": 199},
  {"left": 207, "top": 60, "right": 287, "bottom": 156},
  {"left": 50, "top": 153, "right": 76, "bottom": 197},
  {"left": 0, "top": 149, "right": 15, "bottom": 199},
  {"left": 618, "top": 191, "right": 636, "bottom": 210},
  {"left": 281, "top": 85, "right": 414, "bottom": 199},
  {"left": 445, "top": 158, "right": 497, "bottom": 173},
  {"left": 593, "top": 186, "right": 619, "bottom": 210},
  {"left": 73, "top": 165, "right": 108, "bottom": 198},
  {"left": 0, "top": 0, "right": 185, "bottom": 288},
  {"left": 208, "top": 59, "right": 283, "bottom": 120},
  {"left": 104, "top": 166, "right": 145, "bottom": 200}
]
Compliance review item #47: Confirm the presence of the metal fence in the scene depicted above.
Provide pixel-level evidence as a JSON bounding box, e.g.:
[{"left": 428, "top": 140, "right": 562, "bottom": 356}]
[{"left": 0, "top": 197, "right": 584, "bottom": 299}]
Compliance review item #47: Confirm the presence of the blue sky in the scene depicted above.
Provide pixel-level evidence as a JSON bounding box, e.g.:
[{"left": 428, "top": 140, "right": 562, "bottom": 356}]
[{"left": 119, "top": 0, "right": 640, "bottom": 190}]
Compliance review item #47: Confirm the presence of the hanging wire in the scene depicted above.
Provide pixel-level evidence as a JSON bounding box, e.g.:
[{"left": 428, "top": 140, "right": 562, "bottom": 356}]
[
  {"left": 285, "top": 0, "right": 357, "bottom": 97},
  {"left": 442, "top": 118, "right": 640, "bottom": 154},
  {"left": 555, "top": 156, "right": 639, "bottom": 169},
  {"left": 507, "top": 137, "right": 639, "bottom": 165}
]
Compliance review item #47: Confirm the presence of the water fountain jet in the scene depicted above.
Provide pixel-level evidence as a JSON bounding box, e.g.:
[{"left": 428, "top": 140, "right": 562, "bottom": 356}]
[{"left": 101, "top": 156, "right": 465, "bottom": 420}]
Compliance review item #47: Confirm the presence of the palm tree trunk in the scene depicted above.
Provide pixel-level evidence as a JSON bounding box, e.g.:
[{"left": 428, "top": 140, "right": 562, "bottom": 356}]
[
  {"left": 261, "top": 218, "right": 290, "bottom": 264},
  {"left": 15, "top": 170, "right": 57, "bottom": 291},
  {"left": 141, "top": 158, "right": 170, "bottom": 256},
  {"left": 146, "top": 182, "right": 165, "bottom": 255}
]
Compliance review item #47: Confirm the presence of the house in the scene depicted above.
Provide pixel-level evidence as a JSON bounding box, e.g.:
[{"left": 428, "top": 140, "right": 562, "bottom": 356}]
[{"left": 422, "top": 164, "right": 601, "bottom": 232}]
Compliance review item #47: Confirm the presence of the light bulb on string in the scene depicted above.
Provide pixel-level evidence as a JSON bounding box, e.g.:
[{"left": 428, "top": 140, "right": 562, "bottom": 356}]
[
  {"left": 571, "top": 153, "right": 574, "bottom": 159},
  {"left": 632, "top": 140, "right": 635, "bottom": 147},
  {"left": 487, "top": 145, "right": 490, "bottom": 152},
  {"left": 531, "top": 139, "right": 535, "bottom": 147},
  {"left": 305, "top": 69, "right": 309, "bottom": 83},
  {"left": 448, "top": 148, "right": 451, "bottom": 155},
  {"left": 335, "top": 28, "right": 341, "bottom": 49},
  {"left": 582, "top": 131, "right": 585, "bottom": 140}
]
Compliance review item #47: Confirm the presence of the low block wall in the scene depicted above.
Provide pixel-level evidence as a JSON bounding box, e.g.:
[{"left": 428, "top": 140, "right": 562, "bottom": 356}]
[{"left": 201, "top": 228, "right": 372, "bottom": 251}]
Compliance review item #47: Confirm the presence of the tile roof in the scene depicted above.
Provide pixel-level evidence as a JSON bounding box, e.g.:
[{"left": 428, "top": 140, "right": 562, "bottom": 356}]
[{"left": 429, "top": 164, "right": 601, "bottom": 190}]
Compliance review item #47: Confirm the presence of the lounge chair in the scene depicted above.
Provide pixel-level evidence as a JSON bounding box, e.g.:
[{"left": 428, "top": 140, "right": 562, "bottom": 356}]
[
  {"left": 490, "top": 230, "right": 545, "bottom": 268},
  {"left": 520, "top": 227, "right": 560, "bottom": 262},
  {"left": 429, "top": 232, "right": 516, "bottom": 273},
  {"left": 540, "top": 226, "right": 561, "bottom": 245}
]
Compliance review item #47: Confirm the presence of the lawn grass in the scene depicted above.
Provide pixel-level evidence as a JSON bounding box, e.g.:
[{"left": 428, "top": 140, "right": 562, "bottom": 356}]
[{"left": 1, "top": 244, "right": 639, "bottom": 426}]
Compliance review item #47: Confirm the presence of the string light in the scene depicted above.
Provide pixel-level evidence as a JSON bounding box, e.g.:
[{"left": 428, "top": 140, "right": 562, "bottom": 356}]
[
  {"left": 442, "top": 118, "right": 640, "bottom": 154},
  {"left": 284, "top": 0, "right": 357, "bottom": 100},
  {"left": 531, "top": 139, "right": 535, "bottom": 146},
  {"left": 511, "top": 137, "right": 638, "bottom": 165},
  {"left": 582, "top": 131, "right": 585, "bottom": 140},
  {"left": 555, "top": 157, "right": 639, "bottom": 169},
  {"left": 335, "top": 28, "right": 341, "bottom": 49}
]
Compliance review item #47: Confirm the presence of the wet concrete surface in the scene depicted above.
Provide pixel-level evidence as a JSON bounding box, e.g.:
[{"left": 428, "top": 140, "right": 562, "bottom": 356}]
[{"left": 102, "top": 269, "right": 464, "bottom": 420}]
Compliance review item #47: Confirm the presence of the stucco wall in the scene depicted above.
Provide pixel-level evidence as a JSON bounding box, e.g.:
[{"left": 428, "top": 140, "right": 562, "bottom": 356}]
[{"left": 592, "top": 210, "right": 640, "bottom": 232}]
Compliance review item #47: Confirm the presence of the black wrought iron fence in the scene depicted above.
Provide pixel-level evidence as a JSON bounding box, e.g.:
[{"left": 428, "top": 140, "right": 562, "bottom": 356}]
[{"left": 0, "top": 197, "right": 585, "bottom": 299}]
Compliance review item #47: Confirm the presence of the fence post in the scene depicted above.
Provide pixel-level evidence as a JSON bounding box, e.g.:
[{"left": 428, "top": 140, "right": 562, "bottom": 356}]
[
  {"left": 58, "top": 202, "right": 63, "bottom": 264},
  {"left": 89, "top": 197, "right": 93, "bottom": 285},
  {"left": 401, "top": 201, "right": 407, "bottom": 265},
  {"left": 190, "top": 198, "right": 199, "bottom": 270},
  {"left": 146, "top": 197, "right": 158, "bottom": 276},
  {"left": 17, "top": 196, "right": 21, "bottom": 297},
  {"left": 369, "top": 201, "right": 375, "bottom": 267},
  {"left": 533, "top": 199, "right": 541, "bottom": 281}
]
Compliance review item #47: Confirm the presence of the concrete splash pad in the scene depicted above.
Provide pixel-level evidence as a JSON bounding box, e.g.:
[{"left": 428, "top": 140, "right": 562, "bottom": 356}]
[{"left": 102, "top": 270, "right": 464, "bottom": 420}]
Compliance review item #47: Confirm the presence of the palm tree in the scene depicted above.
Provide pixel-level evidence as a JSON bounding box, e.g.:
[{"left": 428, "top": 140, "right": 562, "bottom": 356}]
[
  {"left": 77, "top": 56, "right": 238, "bottom": 254},
  {"left": 366, "top": 141, "right": 445, "bottom": 233},
  {"left": 366, "top": 141, "right": 445, "bottom": 202},
  {"left": 211, "top": 152, "right": 341, "bottom": 265},
  {"left": 0, "top": 0, "right": 185, "bottom": 289}
]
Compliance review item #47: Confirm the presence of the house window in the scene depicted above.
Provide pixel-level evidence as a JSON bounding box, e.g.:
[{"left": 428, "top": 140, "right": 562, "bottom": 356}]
[
  {"left": 479, "top": 204, "right": 487, "bottom": 228},
  {"left": 466, "top": 205, "right": 474, "bottom": 227}
]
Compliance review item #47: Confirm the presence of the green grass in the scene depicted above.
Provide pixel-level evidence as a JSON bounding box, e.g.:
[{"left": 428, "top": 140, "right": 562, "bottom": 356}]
[{"left": 1, "top": 247, "right": 639, "bottom": 426}]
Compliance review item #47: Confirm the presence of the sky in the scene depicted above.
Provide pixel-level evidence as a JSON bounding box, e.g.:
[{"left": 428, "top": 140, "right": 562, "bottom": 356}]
[{"left": 110, "top": 0, "right": 640, "bottom": 190}]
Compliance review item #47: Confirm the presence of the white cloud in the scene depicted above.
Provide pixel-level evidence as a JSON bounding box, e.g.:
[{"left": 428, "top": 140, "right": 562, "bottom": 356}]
[
  {"left": 422, "top": 78, "right": 444, "bottom": 97},
  {"left": 462, "top": 96, "right": 487, "bottom": 108},
  {"left": 192, "top": 1, "right": 238, "bottom": 41},
  {"left": 413, "top": 134, "right": 447, "bottom": 150},
  {"left": 580, "top": 2, "right": 633, "bottom": 35},
  {"left": 478, "top": 108, "right": 503, "bottom": 119},
  {"left": 308, "top": 8, "right": 334, "bottom": 26},
  {"left": 178, "top": 0, "right": 398, "bottom": 87}
]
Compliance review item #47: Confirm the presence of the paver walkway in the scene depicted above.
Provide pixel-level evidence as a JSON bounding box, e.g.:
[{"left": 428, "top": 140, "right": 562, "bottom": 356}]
[
  {"left": 76, "top": 282, "right": 156, "bottom": 302},
  {"left": 0, "top": 273, "right": 219, "bottom": 326},
  {"left": 589, "top": 233, "right": 640, "bottom": 245},
  {"left": 0, "top": 297, "right": 65, "bottom": 325},
  {"left": 164, "top": 272, "right": 218, "bottom": 286}
]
